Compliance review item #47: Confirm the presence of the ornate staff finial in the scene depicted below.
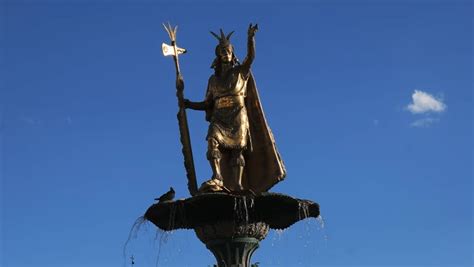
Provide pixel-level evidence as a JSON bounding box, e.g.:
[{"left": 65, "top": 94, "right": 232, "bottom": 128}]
[{"left": 163, "top": 22, "right": 177, "bottom": 42}]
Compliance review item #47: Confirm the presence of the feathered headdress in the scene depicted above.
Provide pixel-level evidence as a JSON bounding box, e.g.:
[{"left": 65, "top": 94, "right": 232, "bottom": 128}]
[
  {"left": 210, "top": 29, "right": 234, "bottom": 47},
  {"left": 210, "top": 28, "right": 239, "bottom": 70}
]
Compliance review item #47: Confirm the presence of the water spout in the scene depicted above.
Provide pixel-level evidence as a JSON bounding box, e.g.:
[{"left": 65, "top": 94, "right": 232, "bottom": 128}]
[
  {"left": 123, "top": 216, "right": 148, "bottom": 267},
  {"left": 233, "top": 195, "right": 251, "bottom": 224},
  {"left": 298, "top": 201, "right": 310, "bottom": 220}
]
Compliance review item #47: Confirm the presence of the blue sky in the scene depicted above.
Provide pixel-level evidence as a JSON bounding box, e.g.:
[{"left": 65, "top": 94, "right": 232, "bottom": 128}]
[{"left": 1, "top": 1, "right": 472, "bottom": 266}]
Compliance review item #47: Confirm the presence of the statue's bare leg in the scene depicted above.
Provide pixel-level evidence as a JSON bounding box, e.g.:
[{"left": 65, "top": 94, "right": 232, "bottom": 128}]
[
  {"left": 207, "top": 138, "right": 223, "bottom": 185},
  {"left": 231, "top": 149, "right": 245, "bottom": 191}
]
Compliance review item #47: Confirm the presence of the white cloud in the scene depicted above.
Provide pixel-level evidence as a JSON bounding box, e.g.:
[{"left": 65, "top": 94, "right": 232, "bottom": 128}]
[
  {"left": 410, "top": 117, "right": 439, "bottom": 128},
  {"left": 406, "top": 90, "right": 446, "bottom": 114}
]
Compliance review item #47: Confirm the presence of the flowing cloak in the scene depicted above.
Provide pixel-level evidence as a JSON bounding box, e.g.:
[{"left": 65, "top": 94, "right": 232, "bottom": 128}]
[{"left": 206, "top": 71, "right": 287, "bottom": 193}]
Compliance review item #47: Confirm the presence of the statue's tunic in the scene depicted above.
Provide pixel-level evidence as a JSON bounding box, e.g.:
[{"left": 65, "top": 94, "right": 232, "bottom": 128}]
[
  {"left": 206, "top": 69, "right": 249, "bottom": 149},
  {"left": 201, "top": 70, "right": 286, "bottom": 193}
]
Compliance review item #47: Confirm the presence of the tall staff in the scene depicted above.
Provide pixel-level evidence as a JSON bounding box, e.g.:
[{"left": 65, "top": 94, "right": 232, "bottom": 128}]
[{"left": 162, "top": 23, "right": 198, "bottom": 196}]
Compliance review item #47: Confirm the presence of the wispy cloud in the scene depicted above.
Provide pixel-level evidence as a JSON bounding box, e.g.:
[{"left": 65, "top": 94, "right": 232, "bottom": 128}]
[
  {"left": 406, "top": 90, "right": 446, "bottom": 114},
  {"left": 20, "top": 116, "right": 42, "bottom": 125},
  {"left": 410, "top": 117, "right": 439, "bottom": 128}
]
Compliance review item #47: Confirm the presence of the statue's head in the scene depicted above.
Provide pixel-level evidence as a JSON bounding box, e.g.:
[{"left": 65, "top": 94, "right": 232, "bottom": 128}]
[
  {"left": 210, "top": 29, "right": 238, "bottom": 69},
  {"left": 217, "top": 44, "right": 233, "bottom": 63}
]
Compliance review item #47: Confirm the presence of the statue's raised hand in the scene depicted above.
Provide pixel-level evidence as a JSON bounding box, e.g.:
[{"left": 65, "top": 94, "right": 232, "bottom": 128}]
[{"left": 248, "top": 23, "right": 258, "bottom": 38}]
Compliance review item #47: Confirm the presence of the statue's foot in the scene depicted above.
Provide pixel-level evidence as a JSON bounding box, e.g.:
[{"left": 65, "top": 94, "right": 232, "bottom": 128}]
[
  {"left": 211, "top": 174, "right": 223, "bottom": 183},
  {"left": 198, "top": 178, "right": 229, "bottom": 193},
  {"left": 213, "top": 178, "right": 223, "bottom": 187}
]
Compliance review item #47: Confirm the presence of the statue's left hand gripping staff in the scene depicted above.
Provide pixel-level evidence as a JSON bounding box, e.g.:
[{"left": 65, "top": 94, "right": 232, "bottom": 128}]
[{"left": 162, "top": 23, "right": 198, "bottom": 196}]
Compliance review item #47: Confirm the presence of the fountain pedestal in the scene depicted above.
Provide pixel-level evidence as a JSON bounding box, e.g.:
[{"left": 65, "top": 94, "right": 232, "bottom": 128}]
[
  {"left": 195, "top": 221, "right": 269, "bottom": 267},
  {"left": 145, "top": 193, "right": 319, "bottom": 266},
  {"left": 206, "top": 237, "right": 259, "bottom": 267}
]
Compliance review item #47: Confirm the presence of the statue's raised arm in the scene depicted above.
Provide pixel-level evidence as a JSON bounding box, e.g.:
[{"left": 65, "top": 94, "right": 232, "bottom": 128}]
[{"left": 241, "top": 23, "right": 258, "bottom": 75}]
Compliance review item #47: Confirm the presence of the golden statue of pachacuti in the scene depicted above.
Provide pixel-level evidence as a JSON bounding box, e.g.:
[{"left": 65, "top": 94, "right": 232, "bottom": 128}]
[{"left": 182, "top": 24, "right": 286, "bottom": 193}]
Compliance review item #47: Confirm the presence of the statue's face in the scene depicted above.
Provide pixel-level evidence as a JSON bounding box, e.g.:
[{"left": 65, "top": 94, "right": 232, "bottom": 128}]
[{"left": 218, "top": 45, "right": 233, "bottom": 63}]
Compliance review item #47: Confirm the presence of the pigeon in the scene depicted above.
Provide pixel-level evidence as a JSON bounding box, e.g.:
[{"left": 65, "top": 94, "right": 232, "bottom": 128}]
[{"left": 155, "top": 187, "right": 175, "bottom": 203}]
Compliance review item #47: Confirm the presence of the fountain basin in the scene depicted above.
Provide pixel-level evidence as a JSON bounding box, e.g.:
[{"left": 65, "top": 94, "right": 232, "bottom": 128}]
[{"left": 144, "top": 192, "right": 320, "bottom": 231}]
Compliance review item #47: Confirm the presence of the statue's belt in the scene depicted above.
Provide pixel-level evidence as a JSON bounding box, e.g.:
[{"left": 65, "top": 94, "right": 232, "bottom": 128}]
[{"left": 215, "top": 95, "right": 245, "bottom": 109}]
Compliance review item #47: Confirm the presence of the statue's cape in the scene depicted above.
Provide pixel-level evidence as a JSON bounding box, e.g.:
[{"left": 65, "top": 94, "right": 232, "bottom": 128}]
[{"left": 222, "top": 72, "right": 286, "bottom": 192}]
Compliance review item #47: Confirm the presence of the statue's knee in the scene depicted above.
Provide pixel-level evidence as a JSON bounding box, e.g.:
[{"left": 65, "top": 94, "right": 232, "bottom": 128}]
[
  {"left": 207, "top": 149, "right": 221, "bottom": 160},
  {"left": 207, "top": 139, "right": 221, "bottom": 160},
  {"left": 206, "top": 141, "right": 222, "bottom": 160}
]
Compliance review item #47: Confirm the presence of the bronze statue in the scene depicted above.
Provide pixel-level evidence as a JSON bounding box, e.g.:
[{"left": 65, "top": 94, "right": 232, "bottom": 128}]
[
  {"left": 148, "top": 24, "right": 319, "bottom": 267},
  {"left": 182, "top": 24, "right": 286, "bottom": 193}
]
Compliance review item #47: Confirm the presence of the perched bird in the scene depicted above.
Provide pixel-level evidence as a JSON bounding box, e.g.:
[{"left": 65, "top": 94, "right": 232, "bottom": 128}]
[{"left": 155, "top": 187, "right": 175, "bottom": 203}]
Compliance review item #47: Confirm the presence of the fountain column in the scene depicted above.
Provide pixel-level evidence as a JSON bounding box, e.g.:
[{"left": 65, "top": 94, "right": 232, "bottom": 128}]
[{"left": 194, "top": 221, "right": 269, "bottom": 267}]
